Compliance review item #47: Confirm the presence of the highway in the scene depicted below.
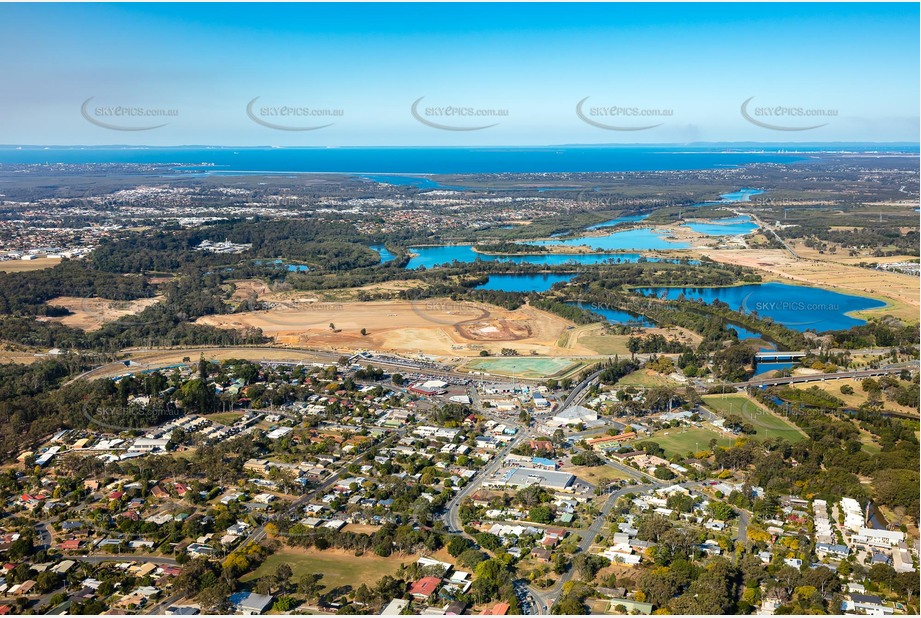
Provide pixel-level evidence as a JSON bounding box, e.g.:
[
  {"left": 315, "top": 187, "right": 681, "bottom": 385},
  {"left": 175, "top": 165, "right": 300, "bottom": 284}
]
[
  {"left": 738, "top": 365, "right": 913, "bottom": 388},
  {"left": 748, "top": 212, "right": 799, "bottom": 258}
]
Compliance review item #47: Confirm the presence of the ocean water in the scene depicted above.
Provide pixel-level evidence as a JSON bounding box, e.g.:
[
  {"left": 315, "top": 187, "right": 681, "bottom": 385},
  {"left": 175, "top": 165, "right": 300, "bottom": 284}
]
[{"left": 0, "top": 147, "right": 817, "bottom": 174}]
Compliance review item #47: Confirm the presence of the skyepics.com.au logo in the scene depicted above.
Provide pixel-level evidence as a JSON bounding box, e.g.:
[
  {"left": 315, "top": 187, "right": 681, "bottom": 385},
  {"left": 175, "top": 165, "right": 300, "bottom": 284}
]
[
  {"left": 253, "top": 299, "right": 347, "bottom": 332},
  {"left": 81, "top": 97, "right": 178, "bottom": 131},
  {"left": 411, "top": 97, "right": 508, "bottom": 131},
  {"left": 576, "top": 97, "right": 672, "bottom": 131},
  {"left": 741, "top": 293, "right": 833, "bottom": 328},
  {"left": 740, "top": 96, "right": 837, "bottom": 131},
  {"left": 75, "top": 295, "right": 187, "bottom": 330},
  {"left": 83, "top": 402, "right": 184, "bottom": 432},
  {"left": 406, "top": 287, "right": 486, "bottom": 328},
  {"left": 576, "top": 189, "right": 678, "bottom": 210},
  {"left": 246, "top": 97, "right": 343, "bottom": 131}
]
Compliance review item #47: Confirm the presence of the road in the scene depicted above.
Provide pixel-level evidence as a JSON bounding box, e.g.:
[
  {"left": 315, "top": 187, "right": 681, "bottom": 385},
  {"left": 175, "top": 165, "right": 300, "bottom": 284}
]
[
  {"left": 602, "top": 455, "right": 660, "bottom": 484},
  {"left": 444, "top": 433, "right": 526, "bottom": 534},
  {"left": 529, "top": 481, "right": 666, "bottom": 614},
  {"left": 748, "top": 212, "right": 798, "bottom": 258},
  {"left": 232, "top": 428, "right": 406, "bottom": 556},
  {"left": 738, "top": 365, "right": 913, "bottom": 387},
  {"left": 735, "top": 509, "right": 751, "bottom": 545},
  {"left": 77, "top": 554, "right": 180, "bottom": 565}
]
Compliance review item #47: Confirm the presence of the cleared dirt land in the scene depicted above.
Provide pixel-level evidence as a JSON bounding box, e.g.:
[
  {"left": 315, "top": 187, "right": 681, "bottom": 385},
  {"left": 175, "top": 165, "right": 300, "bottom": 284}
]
[
  {"left": 74, "top": 347, "right": 337, "bottom": 382},
  {"left": 789, "top": 378, "right": 920, "bottom": 419},
  {"left": 700, "top": 248, "right": 919, "bottom": 322},
  {"left": 0, "top": 257, "right": 61, "bottom": 272},
  {"left": 197, "top": 298, "right": 602, "bottom": 359},
  {"left": 44, "top": 296, "right": 164, "bottom": 331}
]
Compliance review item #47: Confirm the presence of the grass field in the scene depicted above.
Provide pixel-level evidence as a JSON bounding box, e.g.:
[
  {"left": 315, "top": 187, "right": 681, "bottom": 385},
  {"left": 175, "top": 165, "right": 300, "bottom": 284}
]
[
  {"left": 702, "top": 394, "right": 807, "bottom": 443},
  {"left": 241, "top": 547, "right": 450, "bottom": 593},
  {"left": 204, "top": 412, "right": 245, "bottom": 426},
  {"left": 617, "top": 369, "right": 677, "bottom": 388},
  {"left": 645, "top": 426, "right": 736, "bottom": 457},
  {"left": 463, "top": 356, "right": 581, "bottom": 379},
  {"left": 790, "top": 378, "right": 920, "bottom": 419},
  {"left": 562, "top": 463, "right": 633, "bottom": 485},
  {"left": 576, "top": 334, "right": 630, "bottom": 355}
]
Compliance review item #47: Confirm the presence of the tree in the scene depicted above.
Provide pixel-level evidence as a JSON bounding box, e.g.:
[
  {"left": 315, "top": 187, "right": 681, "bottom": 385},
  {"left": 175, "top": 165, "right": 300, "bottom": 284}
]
[
  {"left": 274, "top": 563, "right": 293, "bottom": 592},
  {"left": 573, "top": 554, "right": 610, "bottom": 581},
  {"left": 528, "top": 505, "right": 554, "bottom": 524},
  {"left": 653, "top": 466, "right": 676, "bottom": 481},
  {"left": 298, "top": 573, "right": 324, "bottom": 601},
  {"left": 447, "top": 536, "right": 472, "bottom": 557},
  {"left": 458, "top": 549, "right": 488, "bottom": 569},
  {"left": 198, "top": 582, "right": 232, "bottom": 613},
  {"left": 708, "top": 501, "right": 735, "bottom": 521},
  {"left": 552, "top": 594, "right": 586, "bottom": 615}
]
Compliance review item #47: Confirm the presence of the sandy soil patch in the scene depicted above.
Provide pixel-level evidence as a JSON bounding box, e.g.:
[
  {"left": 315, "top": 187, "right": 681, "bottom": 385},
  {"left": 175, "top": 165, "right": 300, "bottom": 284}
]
[
  {"left": 45, "top": 296, "right": 165, "bottom": 331},
  {"left": 229, "top": 279, "right": 272, "bottom": 301},
  {"left": 790, "top": 378, "right": 919, "bottom": 418},
  {"left": 196, "top": 299, "right": 597, "bottom": 359},
  {"left": 0, "top": 257, "right": 61, "bottom": 272}
]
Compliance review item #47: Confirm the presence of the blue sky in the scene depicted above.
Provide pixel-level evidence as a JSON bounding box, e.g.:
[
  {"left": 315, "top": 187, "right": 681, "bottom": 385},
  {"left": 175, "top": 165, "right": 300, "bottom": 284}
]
[{"left": 0, "top": 3, "right": 917, "bottom": 146}]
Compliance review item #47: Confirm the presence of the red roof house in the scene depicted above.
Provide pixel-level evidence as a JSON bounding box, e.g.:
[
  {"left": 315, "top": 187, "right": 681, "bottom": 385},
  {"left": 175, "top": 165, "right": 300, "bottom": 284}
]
[{"left": 409, "top": 576, "right": 441, "bottom": 600}]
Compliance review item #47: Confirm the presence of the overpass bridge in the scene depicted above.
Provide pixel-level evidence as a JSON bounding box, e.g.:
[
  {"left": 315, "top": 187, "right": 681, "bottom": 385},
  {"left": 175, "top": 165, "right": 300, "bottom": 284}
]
[{"left": 754, "top": 350, "right": 807, "bottom": 362}]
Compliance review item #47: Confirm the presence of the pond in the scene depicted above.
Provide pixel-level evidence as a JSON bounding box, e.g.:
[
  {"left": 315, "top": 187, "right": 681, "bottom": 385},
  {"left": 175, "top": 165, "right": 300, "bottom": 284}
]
[
  {"left": 565, "top": 301, "right": 655, "bottom": 327},
  {"left": 474, "top": 273, "right": 576, "bottom": 293},
  {"left": 532, "top": 227, "right": 690, "bottom": 251},
  {"left": 405, "top": 246, "right": 655, "bottom": 269},
  {"left": 681, "top": 215, "right": 759, "bottom": 236},
  {"left": 370, "top": 244, "right": 396, "bottom": 263}
]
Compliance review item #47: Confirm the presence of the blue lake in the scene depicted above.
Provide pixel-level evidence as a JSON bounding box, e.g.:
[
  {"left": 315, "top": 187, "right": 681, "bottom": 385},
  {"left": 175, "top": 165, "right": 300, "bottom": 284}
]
[
  {"left": 728, "top": 324, "right": 765, "bottom": 340},
  {"left": 565, "top": 301, "right": 655, "bottom": 327},
  {"left": 753, "top": 360, "right": 796, "bottom": 376},
  {"left": 533, "top": 228, "right": 690, "bottom": 251},
  {"left": 635, "top": 282, "right": 885, "bottom": 332},
  {"left": 405, "top": 246, "right": 655, "bottom": 269},
  {"left": 370, "top": 244, "right": 396, "bottom": 263},
  {"left": 719, "top": 188, "right": 764, "bottom": 202},
  {"left": 682, "top": 215, "right": 759, "bottom": 236},
  {"left": 586, "top": 214, "right": 650, "bottom": 230},
  {"left": 475, "top": 273, "right": 576, "bottom": 293},
  {"left": 254, "top": 259, "right": 309, "bottom": 272}
]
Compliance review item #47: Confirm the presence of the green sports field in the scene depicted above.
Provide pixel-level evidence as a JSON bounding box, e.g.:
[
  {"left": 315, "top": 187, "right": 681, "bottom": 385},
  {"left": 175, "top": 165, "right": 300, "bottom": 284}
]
[
  {"left": 702, "top": 394, "right": 807, "bottom": 443},
  {"left": 645, "top": 426, "right": 736, "bottom": 457},
  {"left": 463, "top": 356, "right": 581, "bottom": 379}
]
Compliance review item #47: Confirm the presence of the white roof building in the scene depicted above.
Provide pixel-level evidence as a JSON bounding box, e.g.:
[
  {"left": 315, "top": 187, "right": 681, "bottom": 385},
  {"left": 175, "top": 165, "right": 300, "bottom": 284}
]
[{"left": 550, "top": 405, "right": 598, "bottom": 427}]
